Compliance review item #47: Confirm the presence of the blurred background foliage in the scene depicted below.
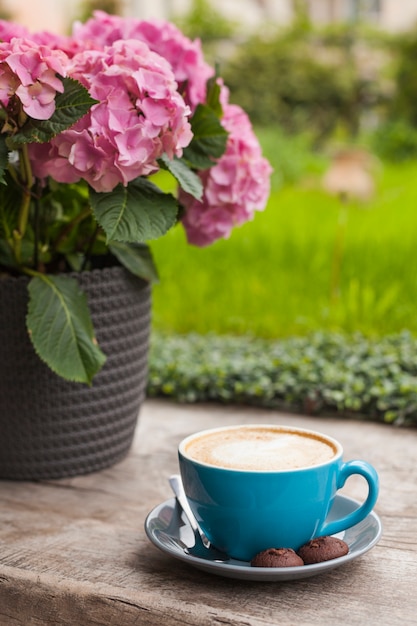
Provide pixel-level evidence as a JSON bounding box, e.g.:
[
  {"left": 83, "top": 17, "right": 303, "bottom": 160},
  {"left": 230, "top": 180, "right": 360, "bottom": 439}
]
[
  {"left": 0, "top": 0, "right": 10, "bottom": 19},
  {"left": 74, "top": 0, "right": 122, "bottom": 23},
  {"left": 173, "top": 0, "right": 237, "bottom": 43},
  {"left": 176, "top": 0, "right": 417, "bottom": 163}
]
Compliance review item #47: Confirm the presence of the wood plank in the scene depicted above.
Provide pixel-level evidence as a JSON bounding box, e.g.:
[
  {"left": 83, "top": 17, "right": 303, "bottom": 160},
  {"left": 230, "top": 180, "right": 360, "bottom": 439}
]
[{"left": 0, "top": 400, "right": 416, "bottom": 625}]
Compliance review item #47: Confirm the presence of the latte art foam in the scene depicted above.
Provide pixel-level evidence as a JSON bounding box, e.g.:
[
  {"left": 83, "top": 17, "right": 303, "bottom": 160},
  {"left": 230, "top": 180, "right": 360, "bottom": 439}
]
[{"left": 184, "top": 427, "right": 337, "bottom": 471}]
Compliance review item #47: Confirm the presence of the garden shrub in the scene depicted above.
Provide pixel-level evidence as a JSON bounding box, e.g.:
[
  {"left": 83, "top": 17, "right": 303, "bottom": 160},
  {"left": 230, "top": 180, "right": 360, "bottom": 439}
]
[
  {"left": 222, "top": 24, "right": 385, "bottom": 144},
  {"left": 387, "top": 29, "right": 417, "bottom": 127},
  {"left": 371, "top": 119, "right": 417, "bottom": 162},
  {"left": 368, "top": 29, "right": 417, "bottom": 161}
]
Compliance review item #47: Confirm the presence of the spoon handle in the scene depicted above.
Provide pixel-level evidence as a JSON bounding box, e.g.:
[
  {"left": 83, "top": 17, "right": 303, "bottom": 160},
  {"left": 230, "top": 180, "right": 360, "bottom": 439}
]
[{"left": 169, "top": 474, "right": 211, "bottom": 548}]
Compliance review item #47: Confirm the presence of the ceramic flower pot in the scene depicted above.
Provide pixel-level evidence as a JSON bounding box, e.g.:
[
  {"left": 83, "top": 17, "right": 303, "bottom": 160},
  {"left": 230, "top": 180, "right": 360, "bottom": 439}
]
[{"left": 0, "top": 265, "right": 151, "bottom": 480}]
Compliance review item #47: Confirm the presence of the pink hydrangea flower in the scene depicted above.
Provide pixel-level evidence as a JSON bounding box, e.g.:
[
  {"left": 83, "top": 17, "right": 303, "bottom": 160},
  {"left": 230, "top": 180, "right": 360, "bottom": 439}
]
[
  {"left": 29, "top": 39, "right": 193, "bottom": 192},
  {"left": 30, "top": 30, "right": 84, "bottom": 58},
  {"left": 179, "top": 103, "right": 273, "bottom": 246},
  {"left": 0, "top": 38, "right": 68, "bottom": 120},
  {"left": 0, "top": 19, "right": 30, "bottom": 42},
  {"left": 72, "top": 10, "right": 214, "bottom": 110}
]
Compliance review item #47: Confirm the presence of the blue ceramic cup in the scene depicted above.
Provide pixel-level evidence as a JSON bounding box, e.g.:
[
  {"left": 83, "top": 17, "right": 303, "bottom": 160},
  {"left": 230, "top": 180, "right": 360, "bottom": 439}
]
[{"left": 178, "top": 424, "right": 379, "bottom": 561}]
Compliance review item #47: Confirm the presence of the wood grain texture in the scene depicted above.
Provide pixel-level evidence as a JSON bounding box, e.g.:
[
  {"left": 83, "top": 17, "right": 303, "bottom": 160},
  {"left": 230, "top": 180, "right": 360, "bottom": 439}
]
[{"left": 0, "top": 400, "right": 416, "bottom": 626}]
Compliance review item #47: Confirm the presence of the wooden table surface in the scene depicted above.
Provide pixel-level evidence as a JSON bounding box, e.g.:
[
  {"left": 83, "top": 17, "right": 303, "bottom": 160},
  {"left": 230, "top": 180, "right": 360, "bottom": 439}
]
[{"left": 0, "top": 399, "right": 415, "bottom": 626}]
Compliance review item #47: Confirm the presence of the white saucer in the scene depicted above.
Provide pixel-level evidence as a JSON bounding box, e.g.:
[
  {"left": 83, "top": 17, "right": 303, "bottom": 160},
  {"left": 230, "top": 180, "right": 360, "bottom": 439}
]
[{"left": 144, "top": 494, "right": 382, "bottom": 581}]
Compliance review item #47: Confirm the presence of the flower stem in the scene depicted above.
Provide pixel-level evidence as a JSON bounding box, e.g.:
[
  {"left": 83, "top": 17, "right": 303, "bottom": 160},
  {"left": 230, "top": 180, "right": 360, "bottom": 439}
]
[{"left": 13, "top": 144, "right": 34, "bottom": 265}]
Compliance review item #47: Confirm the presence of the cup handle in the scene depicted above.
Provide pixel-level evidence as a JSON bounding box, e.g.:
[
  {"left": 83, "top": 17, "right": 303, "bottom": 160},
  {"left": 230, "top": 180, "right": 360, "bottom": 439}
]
[{"left": 318, "top": 460, "right": 379, "bottom": 537}]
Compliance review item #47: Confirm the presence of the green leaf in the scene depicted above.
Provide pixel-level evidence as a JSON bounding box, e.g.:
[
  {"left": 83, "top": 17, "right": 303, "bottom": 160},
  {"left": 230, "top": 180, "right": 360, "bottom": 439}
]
[
  {"left": 90, "top": 177, "right": 178, "bottom": 243},
  {"left": 182, "top": 104, "right": 228, "bottom": 170},
  {"left": 158, "top": 154, "right": 203, "bottom": 200},
  {"left": 205, "top": 75, "right": 223, "bottom": 117},
  {"left": 27, "top": 275, "right": 107, "bottom": 384},
  {"left": 0, "top": 135, "right": 9, "bottom": 184},
  {"left": 109, "top": 242, "right": 159, "bottom": 284},
  {"left": 10, "top": 77, "right": 97, "bottom": 145}
]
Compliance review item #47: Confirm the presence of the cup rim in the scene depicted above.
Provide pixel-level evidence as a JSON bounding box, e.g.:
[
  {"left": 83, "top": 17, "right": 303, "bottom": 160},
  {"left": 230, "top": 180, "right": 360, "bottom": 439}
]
[{"left": 178, "top": 423, "right": 343, "bottom": 473}]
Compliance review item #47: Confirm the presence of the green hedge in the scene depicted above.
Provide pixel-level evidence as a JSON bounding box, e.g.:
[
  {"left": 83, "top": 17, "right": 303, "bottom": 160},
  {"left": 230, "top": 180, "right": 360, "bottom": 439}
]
[{"left": 147, "top": 331, "right": 417, "bottom": 427}]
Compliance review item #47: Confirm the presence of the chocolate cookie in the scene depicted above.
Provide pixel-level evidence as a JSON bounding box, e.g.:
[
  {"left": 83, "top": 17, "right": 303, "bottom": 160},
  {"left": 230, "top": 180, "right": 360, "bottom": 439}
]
[
  {"left": 297, "top": 536, "right": 349, "bottom": 564},
  {"left": 251, "top": 547, "right": 304, "bottom": 568}
]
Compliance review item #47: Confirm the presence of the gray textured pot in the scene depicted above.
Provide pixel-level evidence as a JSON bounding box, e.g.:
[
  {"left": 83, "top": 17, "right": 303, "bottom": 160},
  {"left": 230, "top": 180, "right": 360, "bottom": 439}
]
[{"left": 0, "top": 265, "right": 151, "bottom": 480}]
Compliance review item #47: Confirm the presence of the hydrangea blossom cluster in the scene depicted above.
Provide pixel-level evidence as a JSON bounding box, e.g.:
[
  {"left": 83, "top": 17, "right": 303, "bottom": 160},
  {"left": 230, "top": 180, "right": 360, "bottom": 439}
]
[
  {"left": 65, "top": 11, "right": 271, "bottom": 245},
  {"left": 180, "top": 104, "right": 273, "bottom": 246},
  {"left": 0, "top": 11, "right": 271, "bottom": 245},
  {"left": 29, "top": 39, "right": 192, "bottom": 192},
  {"left": 0, "top": 38, "right": 68, "bottom": 120},
  {"left": 71, "top": 10, "right": 214, "bottom": 111}
]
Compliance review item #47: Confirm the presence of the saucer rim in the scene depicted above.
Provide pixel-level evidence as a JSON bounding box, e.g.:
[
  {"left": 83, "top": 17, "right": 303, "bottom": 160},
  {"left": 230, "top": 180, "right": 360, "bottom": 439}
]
[{"left": 144, "top": 494, "right": 382, "bottom": 581}]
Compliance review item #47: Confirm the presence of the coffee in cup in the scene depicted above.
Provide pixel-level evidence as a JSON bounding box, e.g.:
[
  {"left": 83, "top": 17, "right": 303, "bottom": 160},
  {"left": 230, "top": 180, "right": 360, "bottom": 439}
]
[
  {"left": 183, "top": 425, "right": 337, "bottom": 471},
  {"left": 178, "top": 424, "right": 379, "bottom": 561}
]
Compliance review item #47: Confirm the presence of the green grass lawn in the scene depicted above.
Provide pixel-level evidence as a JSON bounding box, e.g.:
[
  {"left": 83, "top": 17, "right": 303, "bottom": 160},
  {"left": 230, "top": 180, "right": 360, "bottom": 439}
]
[{"left": 149, "top": 136, "right": 417, "bottom": 339}]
